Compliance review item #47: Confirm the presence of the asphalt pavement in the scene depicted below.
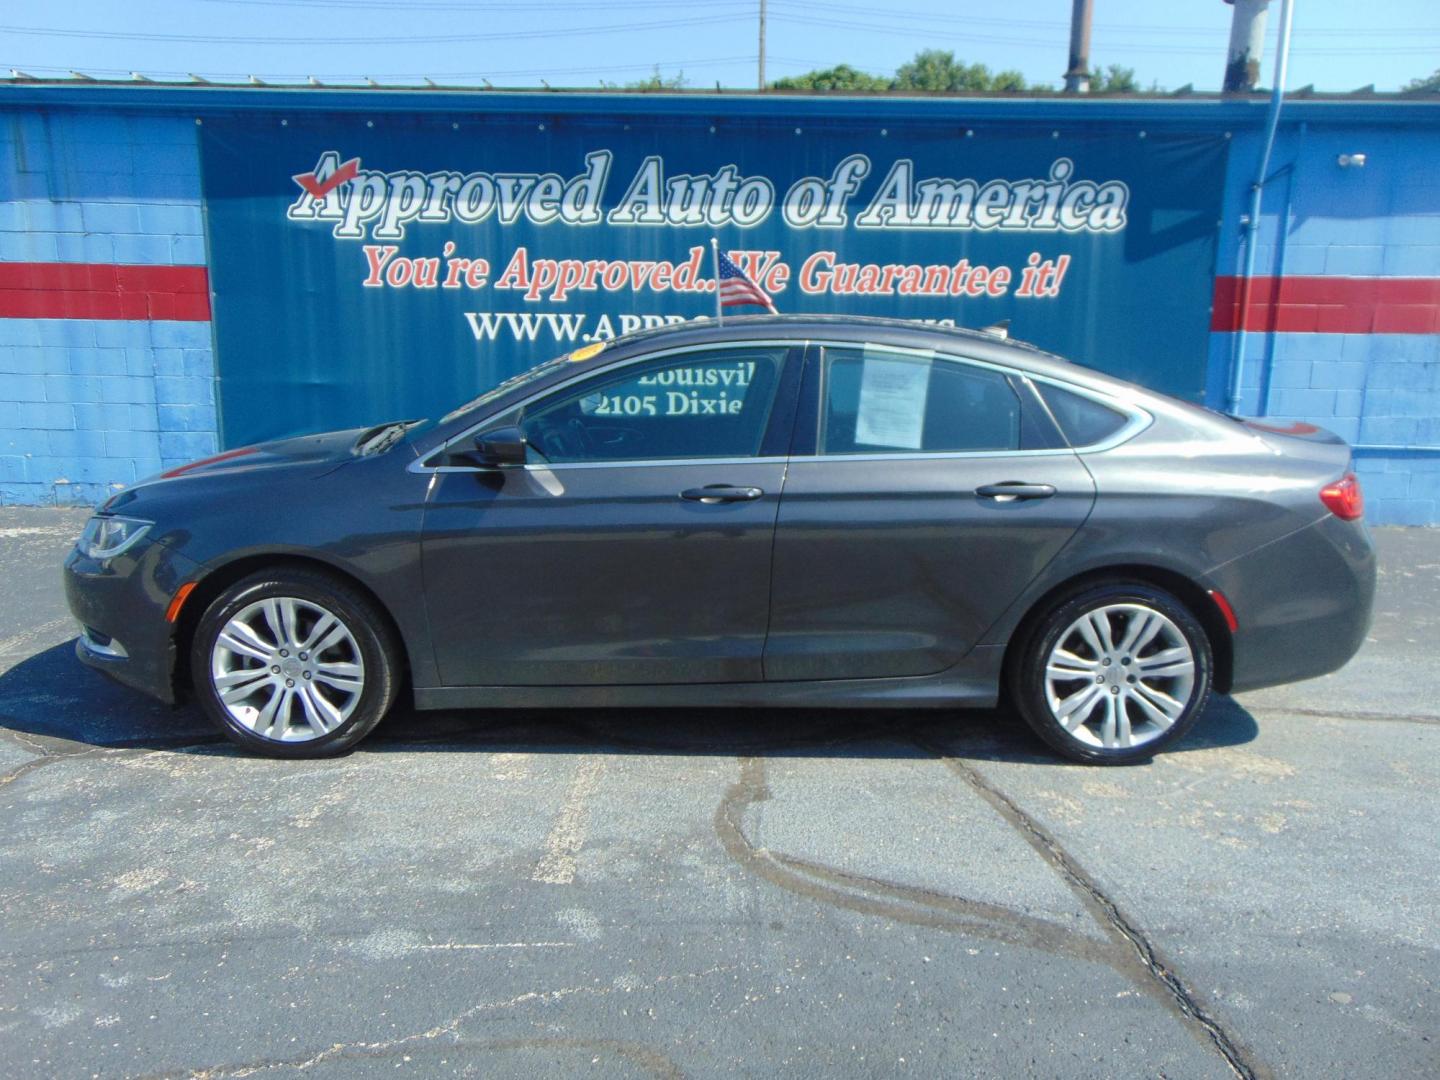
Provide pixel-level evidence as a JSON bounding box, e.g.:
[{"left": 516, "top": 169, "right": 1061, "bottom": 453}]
[{"left": 0, "top": 508, "right": 1435, "bottom": 1079}]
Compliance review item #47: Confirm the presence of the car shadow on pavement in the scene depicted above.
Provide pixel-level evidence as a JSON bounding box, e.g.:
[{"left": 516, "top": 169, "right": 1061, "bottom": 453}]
[
  {"left": 0, "top": 639, "right": 1262, "bottom": 765},
  {"left": 0, "top": 641, "right": 217, "bottom": 751}
]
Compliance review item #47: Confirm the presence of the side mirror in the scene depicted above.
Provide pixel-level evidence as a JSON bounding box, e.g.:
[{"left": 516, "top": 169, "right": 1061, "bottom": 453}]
[{"left": 470, "top": 425, "right": 528, "bottom": 467}]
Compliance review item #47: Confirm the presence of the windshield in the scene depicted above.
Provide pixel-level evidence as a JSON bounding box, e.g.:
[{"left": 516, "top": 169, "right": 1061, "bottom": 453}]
[{"left": 440, "top": 354, "right": 574, "bottom": 424}]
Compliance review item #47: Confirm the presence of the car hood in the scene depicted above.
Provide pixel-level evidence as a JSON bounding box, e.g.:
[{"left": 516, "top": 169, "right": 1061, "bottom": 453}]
[
  {"left": 145, "top": 429, "right": 367, "bottom": 483},
  {"left": 89, "top": 421, "right": 433, "bottom": 549},
  {"left": 144, "top": 422, "right": 426, "bottom": 484}
]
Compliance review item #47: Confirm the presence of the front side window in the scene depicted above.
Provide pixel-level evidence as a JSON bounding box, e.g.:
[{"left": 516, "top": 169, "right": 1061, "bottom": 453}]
[
  {"left": 518, "top": 346, "right": 785, "bottom": 464},
  {"left": 820, "top": 346, "right": 1023, "bottom": 455}
]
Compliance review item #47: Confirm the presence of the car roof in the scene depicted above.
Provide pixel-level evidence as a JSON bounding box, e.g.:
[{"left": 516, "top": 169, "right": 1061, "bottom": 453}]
[
  {"left": 600, "top": 313, "right": 1042, "bottom": 350},
  {"left": 577, "top": 314, "right": 1080, "bottom": 377}
]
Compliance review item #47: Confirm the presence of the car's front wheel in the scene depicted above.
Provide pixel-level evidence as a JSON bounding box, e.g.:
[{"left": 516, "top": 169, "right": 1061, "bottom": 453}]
[
  {"left": 191, "top": 568, "right": 401, "bottom": 757},
  {"left": 1011, "top": 582, "right": 1213, "bottom": 764}
]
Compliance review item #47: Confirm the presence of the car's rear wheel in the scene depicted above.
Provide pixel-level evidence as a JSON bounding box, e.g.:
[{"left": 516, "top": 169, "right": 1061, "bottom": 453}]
[
  {"left": 1010, "top": 582, "right": 1212, "bottom": 764},
  {"left": 191, "top": 568, "right": 401, "bottom": 757}
]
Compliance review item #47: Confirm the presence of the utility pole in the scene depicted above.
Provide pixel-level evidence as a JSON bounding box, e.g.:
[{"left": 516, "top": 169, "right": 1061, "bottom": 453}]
[
  {"left": 1223, "top": 0, "right": 1271, "bottom": 92},
  {"left": 758, "top": 0, "right": 767, "bottom": 91},
  {"left": 1063, "top": 0, "right": 1093, "bottom": 93}
]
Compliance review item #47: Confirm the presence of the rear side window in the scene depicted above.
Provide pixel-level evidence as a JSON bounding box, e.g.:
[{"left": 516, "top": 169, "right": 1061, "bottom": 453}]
[
  {"left": 1035, "top": 382, "right": 1130, "bottom": 448},
  {"left": 821, "top": 347, "right": 1024, "bottom": 454}
]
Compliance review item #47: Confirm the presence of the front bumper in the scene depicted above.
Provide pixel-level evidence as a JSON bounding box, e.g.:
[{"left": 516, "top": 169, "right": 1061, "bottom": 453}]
[
  {"left": 64, "top": 536, "right": 207, "bottom": 705},
  {"left": 1209, "top": 512, "right": 1377, "bottom": 693}
]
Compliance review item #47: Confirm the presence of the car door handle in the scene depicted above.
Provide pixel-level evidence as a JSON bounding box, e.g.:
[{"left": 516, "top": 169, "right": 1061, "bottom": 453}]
[
  {"left": 975, "top": 482, "right": 1057, "bottom": 502},
  {"left": 680, "top": 485, "right": 765, "bottom": 504}
]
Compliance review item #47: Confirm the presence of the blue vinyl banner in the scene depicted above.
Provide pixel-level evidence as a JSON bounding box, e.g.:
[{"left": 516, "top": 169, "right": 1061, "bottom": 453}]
[{"left": 198, "top": 108, "right": 1228, "bottom": 446}]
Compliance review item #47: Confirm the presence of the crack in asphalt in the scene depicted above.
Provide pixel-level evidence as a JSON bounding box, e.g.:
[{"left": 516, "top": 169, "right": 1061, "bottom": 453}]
[
  {"left": 132, "top": 972, "right": 726, "bottom": 1079},
  {"left": 1259, "top": 705, "right": 1440, "bottom": 726},
  {"left": 714, "top": 755, "right": 1128, "bottom": 970},
  {"left": 180, "top": 1036, "right": 688, "bottom": 1080},
  {"left": 0, "top": 746, "right": 109, "bottom": 787},
  {"left": 0, "top": 927, "right": 576, "bottom": 967},
  {"left": 0, "top": 725, "right": 115, "bottom": 786},
  {"left": 771, "top": 848, "right": 1122, "bottom": 966},
  {"left": 916, "top": 737, "right": 1269, "bottom": 1080},
  {"left": 0, "top": 724, "right": 226, "bottom": 788},
  {"left": 0, "top": 725, "right": 71, "bottom": 756}
]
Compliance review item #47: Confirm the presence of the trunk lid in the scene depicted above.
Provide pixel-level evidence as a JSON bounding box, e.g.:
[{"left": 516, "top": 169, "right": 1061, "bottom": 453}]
[{"left": 1239, "top": 418, "right": 1353, "bottom": 479}]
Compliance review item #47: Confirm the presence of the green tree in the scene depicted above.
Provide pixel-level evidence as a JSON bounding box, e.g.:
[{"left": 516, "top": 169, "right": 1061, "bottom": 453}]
[
  {"left": 893, "top": 49, "right": 1019, "bottom": 92},
  {"left": 602, "top": 66, "right": 687, "bottom": 91},
  {"left": 989, "top": 69, "right": 1030, "bottom": 92},
  {"left": 1090, "top": 63, "right": 1139, "bottom": 93},
  {"left": 1405, "top": 69, "right": 1440, "bottom": 91},
  {"left": 771, "top": 63, "right": 890, "bottom": 92},
  {"left": 768, "top": 49, "right": 1161, "bottom": 95}
]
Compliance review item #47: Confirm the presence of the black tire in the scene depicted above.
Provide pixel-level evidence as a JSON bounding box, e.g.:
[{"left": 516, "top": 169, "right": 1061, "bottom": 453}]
[
  {"left": 1009, "top": 581, "right": 1213, "bottom": 765},
  {"left": 190, "top": 567, "right": 402, "bottom": 758}
]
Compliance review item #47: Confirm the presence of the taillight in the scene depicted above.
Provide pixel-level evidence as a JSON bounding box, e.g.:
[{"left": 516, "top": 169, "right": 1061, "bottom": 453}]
[{"left": 1320, "top": 472, "right": 1363, "bottom": 521}]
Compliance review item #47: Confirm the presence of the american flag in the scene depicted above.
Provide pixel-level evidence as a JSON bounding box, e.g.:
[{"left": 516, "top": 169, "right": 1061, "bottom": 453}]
[{"left": 716, "top": 249, "right": 777, "bottom": 312}]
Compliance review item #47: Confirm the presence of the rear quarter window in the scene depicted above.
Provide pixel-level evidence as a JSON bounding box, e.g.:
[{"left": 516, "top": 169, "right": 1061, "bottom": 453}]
[{"left": 1036, "top": 382, "right": 1131, "bottom": 448}]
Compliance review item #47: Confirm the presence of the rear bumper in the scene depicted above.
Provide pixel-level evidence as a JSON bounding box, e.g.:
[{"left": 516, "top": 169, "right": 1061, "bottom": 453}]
[
  {"left": 63, "top": 538, "right": 206, "bottom": 705},
  {"left": 1209, "top": 513, "right": 1376, "bottom": 693}
]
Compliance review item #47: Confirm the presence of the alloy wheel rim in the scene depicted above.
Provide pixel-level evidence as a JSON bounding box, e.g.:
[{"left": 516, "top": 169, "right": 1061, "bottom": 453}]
[
  {"left": 210, "top": 596, "right": 364, "bottom": 742},
  {"left": 1043, "top": 602, "right": 1196, "bottom": 750}
]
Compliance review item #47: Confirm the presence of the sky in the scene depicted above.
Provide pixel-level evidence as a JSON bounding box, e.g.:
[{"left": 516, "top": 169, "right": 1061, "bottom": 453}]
[{"left": 3, "top": 0, "right": 1438, "bottom": 93}]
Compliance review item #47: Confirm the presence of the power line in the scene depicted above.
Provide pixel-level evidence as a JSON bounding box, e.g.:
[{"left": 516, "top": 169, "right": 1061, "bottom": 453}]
[
  {"left": 0, "top": 13, "right": 743, "bottom": 46},
  {"left": 8, "top": 5, "right": 1433, "bottom": 80},
  {"left": 774, "top": 0, "right": 1165, "bottom": 33},
  {"left": 190, "top": 0, "right": 687, "bottom": 7},
  {"left": 765, "top": 13, "right": 1440, "bottom": 55},
  {"left": 190, "top": 0, "right": 690, "bottom": 8},
  {"left": 181, "top": 0, "right": 1440, "bottom": 40},
  {"left": 2, "top": 56, "right": 758, "bottom": 82},
  {"left": 772, "top": 0, "right": 1440, "bottom": 38}
]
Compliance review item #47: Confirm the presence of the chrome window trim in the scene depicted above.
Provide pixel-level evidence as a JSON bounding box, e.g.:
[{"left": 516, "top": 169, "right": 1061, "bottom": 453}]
[
  {"left": 802, "top": 339, "right": 1152, "bottom": 461},
  {"left": 424, "top": 455, "right": 792, "bottom": 474},
  {"left": 809, "top": 338, "right": 1026, "bottom": 376},
  {"left": 1023, "top": 371, "right": 1154, "bottom": 453},
  {"left": 788, "top": 447, "right": 1076, "bottom": 464},
  {"left": 410, "top": 339, "right": 805, "bottom": 474}
]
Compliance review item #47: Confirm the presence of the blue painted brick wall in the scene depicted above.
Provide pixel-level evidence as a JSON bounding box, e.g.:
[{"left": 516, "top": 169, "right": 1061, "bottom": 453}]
[
  {"left": 0, "top": 110, "right": 217, "bottom": 506},
  {"left": 1211, "top": 125, "right": 1440, "bottom": 525}
]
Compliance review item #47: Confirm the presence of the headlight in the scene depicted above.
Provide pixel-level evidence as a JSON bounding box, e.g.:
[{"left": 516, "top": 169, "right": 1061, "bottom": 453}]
[{"left": 77, "top": 516, "right": 153, "bottom": 560}]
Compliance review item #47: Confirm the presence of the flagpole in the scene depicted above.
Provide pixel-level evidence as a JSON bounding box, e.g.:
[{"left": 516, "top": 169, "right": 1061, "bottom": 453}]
[{"left": 710, "top": 237, "right": 723, "bottom": 326}]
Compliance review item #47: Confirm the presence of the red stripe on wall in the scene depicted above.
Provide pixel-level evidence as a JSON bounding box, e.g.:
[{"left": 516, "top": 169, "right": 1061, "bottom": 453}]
[
  {"left": 0, "top": 262, "right": 211, "bottom": 321},
  {"left": 1212, "top": 275, "right": 1440, "bottom": 334}
]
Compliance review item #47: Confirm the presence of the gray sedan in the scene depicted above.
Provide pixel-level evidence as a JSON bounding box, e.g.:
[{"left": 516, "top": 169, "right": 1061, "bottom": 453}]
[{"left": 63, "top": 316, "right": 1375, "bottom": 764}]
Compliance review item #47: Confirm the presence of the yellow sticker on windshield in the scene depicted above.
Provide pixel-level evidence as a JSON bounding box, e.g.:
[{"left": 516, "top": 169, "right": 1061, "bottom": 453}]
[{"left": 568, "top": 342, "right": 606, "bottom": 363}]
